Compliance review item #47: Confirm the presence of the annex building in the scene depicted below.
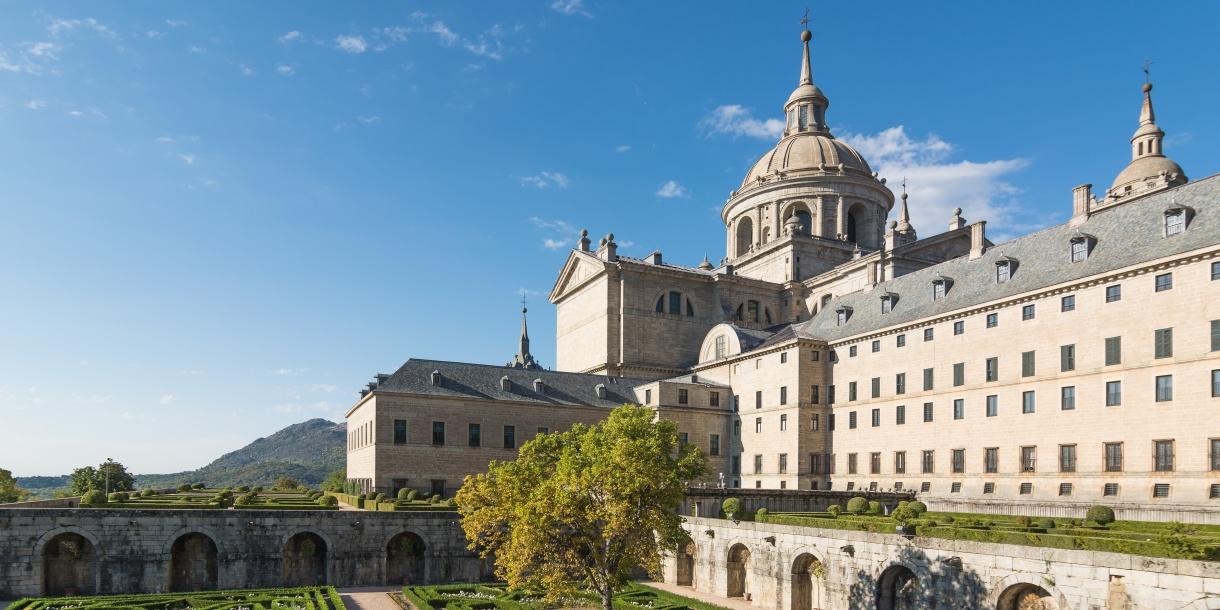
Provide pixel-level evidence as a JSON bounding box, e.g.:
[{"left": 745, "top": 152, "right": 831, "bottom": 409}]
[{"left": 346, "top": 27, "right": 1219, "bottom": 520}]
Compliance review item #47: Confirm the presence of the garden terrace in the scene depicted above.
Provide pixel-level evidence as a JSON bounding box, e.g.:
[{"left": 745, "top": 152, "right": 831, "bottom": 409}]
[
  {"left": 401, "top": 582, "right": 731, "bottom": 610},
  {"left": 81, "top": 488, "right": 338, "bottom": 511},
  {"left": 7, "top": 586, "right": 346, "bottom": 610},
  {"left": 328, "top": 492, "right": 457, "bottom": 512}
]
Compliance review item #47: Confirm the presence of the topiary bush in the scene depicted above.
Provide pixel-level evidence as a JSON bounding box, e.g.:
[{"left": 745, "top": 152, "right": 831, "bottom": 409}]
[
  {"left": 846, "top": 496, "right": 869, "bottom": 514},
  {"left": 826, "top": 504, "right": 842, "bottom": 517},
  {"left": 140, "top": 489, "right": 154, "bottom": 497},
  {"left": 1036, "top": 517, "right": 1055, "bottom": 530},
  {"left": 191, "top": 483, "right": 205, "bottom": 490},
  {"left": 318, "top": 495, "right": 338, "bottom": 507},
  {"left": 447, "top": 498, "right": 458, "bottom": 508},
  {"left": 108, "top": 491, "right": 129, "bottom": 502},
  {"left": 373, "top": 492, "right": 386, "bottom": 503},
  {"left": 755, "top": 508, "right": 768, "bottom": 520},
  {"left": 429, "top": 494, "right": 442, "bottom": 504},
  {"left": 177, "top": 484, "right": 191, "bottom": 492},
  {"left": 82, "top": 490, "right": 107, "bottom": 505},
  {"left": 237, "top": 485, "right": 250, "bottom": 492},
  {"left": 397, "top": 488, "right": 412, "bottom": 501},
  {"left": 890, "top": 505, "right": 917, "bottom": 525},
  {"left": 1087, "top": 505, "right": 1116, "bottom": 526},
  {"left": 722, "top": 497, "right": 743, "bottom": 520},
  {"left": 908, "top": 501, "right": 927, "bottom": 515},
  {"left": 868, "top": 501, "right": 883, "bottom": 515},
  {"left": 234, "top": 493, "right": 254, "bottom": 506},
  {"left": 406, "top": 489, "right": 419, "bottom": 501}
]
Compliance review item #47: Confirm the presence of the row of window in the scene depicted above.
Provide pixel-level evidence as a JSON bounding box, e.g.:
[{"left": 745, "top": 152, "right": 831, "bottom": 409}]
[
  {"left": 389, "top": 419, "right": 549, "bottom": 450},
  {"left": 347, "top": 421, "right": 373, "bottom": 450},
  {"left": 833, "top": 480, "right": 1220, "bottom": 500}
]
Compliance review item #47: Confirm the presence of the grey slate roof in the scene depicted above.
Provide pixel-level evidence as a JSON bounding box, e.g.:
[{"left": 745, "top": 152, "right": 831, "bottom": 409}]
[
  {"left": 373, "top": 358, "right": 652, "bottom": 408},
  {"left": 796, "top": 175, "right": 1220, "bottom": 343}
]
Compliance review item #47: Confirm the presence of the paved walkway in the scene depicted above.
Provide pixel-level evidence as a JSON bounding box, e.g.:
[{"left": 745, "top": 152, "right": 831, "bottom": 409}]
[
  {"left": 641, "top": 580, "right": 754, "bottom": 610},
  {"left": 337, "top": 587, "right": 404, "bottom": 610}
]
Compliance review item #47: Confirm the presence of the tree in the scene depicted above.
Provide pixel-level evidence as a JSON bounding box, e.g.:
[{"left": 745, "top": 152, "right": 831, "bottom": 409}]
[
  {"left": 0, "top": 468, "right": 31, "bottom": 504},
  {"left": 1086, "top": 504, "right": 1115, "bottom": 526},
  {"left": 457, "top": 405, "right": 706, "bottom": 610},
  {"left": 68, "top": 461, "right": 135, "bottom": 496},
  {"left": 321, "top": 469, "right": 346, "bottom": 493},
  {"left": 272, "top": 476, "right": 301, "bottom": 491}
]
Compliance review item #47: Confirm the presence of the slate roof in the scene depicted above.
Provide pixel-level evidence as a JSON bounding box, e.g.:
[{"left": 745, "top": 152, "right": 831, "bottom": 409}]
[
  {"left": 372, "top": 359, "right": 652, "bottom": 408},
  {"left": 794, "top": 175, "right": 1220, "bottom": 343},
  {"left": 617, "top": 255, "right": 716, "bottom": 275}
]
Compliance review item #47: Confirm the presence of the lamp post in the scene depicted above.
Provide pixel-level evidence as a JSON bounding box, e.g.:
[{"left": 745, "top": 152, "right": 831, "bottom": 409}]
[{"left": 104, "top": 457, "right": 113, "bottom": 496}]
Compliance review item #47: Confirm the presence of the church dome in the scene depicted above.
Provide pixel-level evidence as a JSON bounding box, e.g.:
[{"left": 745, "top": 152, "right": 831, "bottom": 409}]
[
  {"left": 1110, "top": 155, "right": 1185, "bottom": 191},
  {"left": 1106, "top": 81, "right": 1188, "bottom": 197},
  {"left": 741, "top": 133, "right": 872, "bottom": 189}
]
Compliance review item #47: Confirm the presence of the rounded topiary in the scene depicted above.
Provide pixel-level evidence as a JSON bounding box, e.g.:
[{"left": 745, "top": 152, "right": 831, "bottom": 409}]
[
  {"left": 755, "top": 508, "right": 768, "bottom": 520},
  {"left": 216, "top": 496, "right": 234, "bottom": 509},
  {"left": 1015, "top": 516, "right": 1032, "bottom": 529},
  {"left": 846, "top": 496, "right": 869, "bottom": 514},
  {"left": 868, "top": 501, "right": 883, "bottom": 515},
  {"left": 82, "top": 490, "right": 107, "bottom": 505},
  {"left": 722, "top": 497, "right": 743, "bottom": 519},
  {"left": 896, "top": 500, "right": 910, "bottom": 510},
  {"left": 940, "top": 515, "right": 955, "bottom": 524},
  {"left": 1036, "top": 517, "right": 1055, "bottom": 529},
  {"left": 191, "top": 483, "right": 205, "bottom": 490},
  {"left": 357, "top": 493, "right": 367, "bottom": 501},
  {"left": 826, "top": 504, "right": 842, "bottom": 517},
  {"left": 373, "top": 492, "right": 386, "bottom": 503},
  {"left": 429, "top": 494, "right": 442, "bottom": 504},
  {"left": 107, "top": 491, "right": 129, "bottom": 502},
  {"left": 237, "top": 485, "right": 250, "bottom": 492},
  {"left": 447, "top": 498, "right": 458, "bottom": 508},
  {"left": 318, "top": 495, "right": 338, "bottom": 507},
  {"left": 406, "top": 489, "right": 419, "bottom": 501},
  {"left": 140, "top": 489, "right": 154, "bottom": 498},
  {"left": 177, "top": 484, "right": 191, "bottom": 492},
  {"left": 234, "top": 494, "right": 253, "bottom": 506},
  {"left": 907, "top": 501, "right": 927, "bottom": 515},
  {"left": 1086, "top": 505, "right": 1116, "bottom": 526},
  {"left": 397, "top": 488, "right": 412, "bottom": 501},
  {"left": 890, "top": 505, "right": 917, "bottom": 524}
]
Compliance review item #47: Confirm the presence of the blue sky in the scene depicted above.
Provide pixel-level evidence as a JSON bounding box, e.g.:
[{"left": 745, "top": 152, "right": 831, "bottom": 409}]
[{"left": 2, "top": 2, "right": 1218, "bottom": 476}]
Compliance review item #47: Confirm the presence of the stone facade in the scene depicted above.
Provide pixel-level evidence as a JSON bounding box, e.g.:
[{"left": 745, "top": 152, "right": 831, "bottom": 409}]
[
  {"left": 0, "top": 507, "right": 484, "bottom": 598},
  {"left": 663, "top": 516, "right": 1220, "bottom": 610}
]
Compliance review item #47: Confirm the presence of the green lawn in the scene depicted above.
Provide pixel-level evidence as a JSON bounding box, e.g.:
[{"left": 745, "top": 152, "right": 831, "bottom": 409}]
[
  {"left": 402, "top": 582, "right": 729, "bottom": 610},
  {"left": 8, "top": 586, "right": 345, "bottom": 610}
]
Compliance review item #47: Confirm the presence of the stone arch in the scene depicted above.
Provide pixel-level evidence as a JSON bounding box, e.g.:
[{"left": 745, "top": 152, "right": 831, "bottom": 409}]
[
  {"left": 386, "top": 531, "right": 427, "bottom": 585},
  {"left": 783, "top": 201, "right": 814, "bottom": 236},
  {"left": 988, "top": 574, "right": 1064, "bottom": 610},
  {"left": 282, "top": 531, "right": 329, "bottom": 586},
  {"left": 876, "top": 564, "right": 919, "bottom": 610},
  {"left": 168, "top": 532, "right": 218, "bottom": 592},
  {"left": 726, "top": 542, "right": 752, "bottom": 598},
  {"left": 736, "top": 218, "right": 754, "bottom": 257},
  {"left": 42, "top": 531, "right": 97, "bottom": 596},
  {"left": 846, "top": 202, "right": 865, "bottom": 245},
  {"left": 762, "top": 226, "right": 772, "bottom": 244},
  {"left": 676, "top": 539, "right": 696, "bottom": 587},
  {"left": 995, "top": 583, "right": 1059, "bottom": 610},
  {"left": 790, "top": 551, "right": 826, "bottom": 610}
]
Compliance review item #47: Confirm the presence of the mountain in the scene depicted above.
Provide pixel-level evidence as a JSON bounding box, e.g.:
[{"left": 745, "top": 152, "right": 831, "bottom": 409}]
[{"left": 17, "top": 418, "right": 346, "bottom": 496}]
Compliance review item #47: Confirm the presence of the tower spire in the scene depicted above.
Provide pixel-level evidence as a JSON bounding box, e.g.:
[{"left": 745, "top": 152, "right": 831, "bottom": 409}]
[
  {"left": 799, "top": 10, "right": 813, "bottom": 86},
  {"left": 896, "top": 177, "right": 913, "bottom": 233},
  {"left": 784, "top": 13, "right": 829, "bottom": 135},
  {"left": 507, "top": 297, "right": 542, "bottom": 370}
]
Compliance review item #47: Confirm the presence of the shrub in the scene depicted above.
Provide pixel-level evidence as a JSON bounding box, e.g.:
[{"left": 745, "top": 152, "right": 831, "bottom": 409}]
[
  {"left": 722, "top": 498, "right": 743, "bottom": 519},
  {"left": 357, "top": 493, "right": 367, "bottom": 501},
  {"left": 191, "top": 483, "right": 205, "bottom": 490},
  {"left": 447, "top": 498, "right": 457, "bottom": 508},
  {"left": 82, "top": 490, "right": 107, "bottom": 505},
  {"left": 1016, "top": 516, "right": 1032, "bottom": 529},
  {"left": 216, "top": 497, "right": 234, "bottom": 509},
  {"left": 940, "top": 515, "right": 955, "bottom": 524},
  {"left": 140, "top": 489, "right": 154, "bottom": 497},
  {"left": 755, "top": 508, "right": 768, "bottom": 520},
  {"left": 897, "top": 500, "right": 909, "bottom": 510},
  {"left": 318, "top": 495, "right": 338, "bottom": 507},
  {"left": 406, "top": 489, "right": 419, "bottom": 501},
  {"left": 236, "top": 485, "right": 250, "bottom": 492},
  {"left": 108, "top": 491, "right": 129, "bottom": 502},
  {"left": 177, "top": 484, "right": 191, "bottom": 492},
  {"left": 397, "top": 488, "right": 413, "bottom": 501},
  {"left": 826, "top": 504, "right": 842, "bottom": 517},
  {"left": 891, "top": 505, "right": 917, "bottom": 525},
  {"left": 234, "top": 494, "right": 253, "bottom": 506},
  {"left": 1036, "top": 517, "right": 1055, "bottom": 529},
  {"left": 908, "top": 501, "right": 927, "bottom": 515},
  {"left": 846, "top": 496, "right": 869, "bottom": 514},
  {"left": 1086, "top": 505, "right": 1116, "bottom": 526},
  {"left": 868, "top": 501, "right": 883, "bottom": 515},
  {"left": 1157, "top": 522, "right": 1202, "bottom": 559},
  {"left": 373, "top": 492, "right": 386, "bottom": 503},
  {"left": 215, "top": 490, "right": 233, "bottom": 500},
  {"left": 253, "top": 486, "right": 264, "bottom": 492},
  {"left": 429, "top": 494, "right": 441, "bottom": 504}
]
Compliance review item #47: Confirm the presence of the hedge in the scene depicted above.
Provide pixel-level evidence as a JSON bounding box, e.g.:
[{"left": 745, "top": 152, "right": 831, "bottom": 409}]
[
  {"left": 402, "top": 582, "right": 732, "bottom": 610},
  {"left": 8, "top": 586, "right": 346, "bottom": 610}
]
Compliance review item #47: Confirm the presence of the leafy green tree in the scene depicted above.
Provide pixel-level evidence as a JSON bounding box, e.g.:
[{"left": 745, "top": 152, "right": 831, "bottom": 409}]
[
  {"left": 457, "top": 405, "right": 706, "bottom": 610},
  {"left": 321, "top": 469, "right": 346, "bottom": 493},
  {"left": 68, "top": 461, "right": 135, "bottom": 496},
  {"left": 0, "top": 468, "right": 31, "bottom": 503},
  {"left": 272, "top": 476, "right": 301, "bottom": 491},
  {"left": 721, "top": 497, "right": 742, "bottom": 520}
]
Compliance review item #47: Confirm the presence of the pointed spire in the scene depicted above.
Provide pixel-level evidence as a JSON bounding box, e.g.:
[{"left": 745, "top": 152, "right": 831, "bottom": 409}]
[
  {"left": 508, "top": 298, "right": 542, "bottom": 370},
  {"left": 799, "top": 21, "right": 813, "bottom": 87},
  {"left": 1139, "top": 81, "right": 1156, "bottom": 127},
  {"left": 784, "top": 13, "right": 829, "bottom": 135},
  {"left": 896, "top": 177, "right": 912, "bottom": 232}
]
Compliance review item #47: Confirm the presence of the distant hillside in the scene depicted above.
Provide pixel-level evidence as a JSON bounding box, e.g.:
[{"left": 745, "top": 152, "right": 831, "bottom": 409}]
[{"left": 17, "top": 418, "right": 346, "bottom": 496}]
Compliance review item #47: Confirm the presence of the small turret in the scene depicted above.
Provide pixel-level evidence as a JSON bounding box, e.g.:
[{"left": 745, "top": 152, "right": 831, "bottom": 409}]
[{"left": 506, "top": 304, "right": 542, "bottom": 370}]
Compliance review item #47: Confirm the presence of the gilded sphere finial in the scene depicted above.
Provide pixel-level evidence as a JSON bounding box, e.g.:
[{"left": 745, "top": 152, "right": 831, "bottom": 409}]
[
  {"left": 801, "top": 29, "right": 811, "bottom": 42},
  {"left": 1142, "top": 82, "right": 1153, "bottom": 93}
]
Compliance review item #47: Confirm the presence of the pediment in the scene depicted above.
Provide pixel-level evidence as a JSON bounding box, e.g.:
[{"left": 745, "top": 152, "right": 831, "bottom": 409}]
[{"left": 549, "top": 251, "right": 609, "bottom": 302}]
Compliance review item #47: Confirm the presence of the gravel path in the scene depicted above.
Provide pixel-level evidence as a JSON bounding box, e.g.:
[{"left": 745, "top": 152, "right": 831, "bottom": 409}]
[{"left": 337, "top": 587, "right": 404, "bottom": 610}]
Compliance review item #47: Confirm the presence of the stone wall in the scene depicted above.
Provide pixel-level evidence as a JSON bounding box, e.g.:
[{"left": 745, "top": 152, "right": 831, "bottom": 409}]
[
  {"left": 663, "top": 516, "right": 1220, "bottom": 610},
  {"left": 0, "top": 507, "right": 485, "bottom": 598}
]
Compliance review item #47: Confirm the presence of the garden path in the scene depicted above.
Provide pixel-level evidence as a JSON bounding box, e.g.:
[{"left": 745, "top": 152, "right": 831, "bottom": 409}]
[
  {"left": 338, "top": 587, "right": 403, "bottom": 610},
  {"left": 641, "top": 580, "right": 754, "bottom": 610}
]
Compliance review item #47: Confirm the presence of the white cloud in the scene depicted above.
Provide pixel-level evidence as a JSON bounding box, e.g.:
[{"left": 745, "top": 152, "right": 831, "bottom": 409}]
[
  {"left": 542, "top": 238, "right": 568, "bottom": 250},
  {"left": 159, "top": 394, "right": 174, "bottom": 405},
  {"left": 238, "top": 63, "right": 255, "bottom": 77},
  {"left": 25, "top": 99, "right": 46, "bottom": 110},
  {"left": 656, "top": 180, "right": 689, "bottom": 199},
  {"left": 551, "top": 0, "right": 593, "bottom": 18},
  {"left": 155, "top": 136, "right": 174, "bottom": 143},
  {"left": 839, "top": 126, "right": 1034, "bottom": 241},
  {"left": 187, "top": 45, "right": 205, "bottom": 54},
  {"left": 520, "top": 171, "right": 570, "bottom": 189},
  {"left": 530, "top": 217, "right": 583, "bottom": 251},
  {"left": 699, "top": 104, "right": 784, "bottom": 140},
  {"left": 276, "top": 64, "right": 296, "bottom": 76},
  {"left": 165, "top": 19, "right": 188, "bottom": 28},
  {"left": 463, "top": 24, "right": 505, "bottom": 60},
  {"left": 381, "top": 27, "right": 409, "bottom": 43},
  {"left": 47, "top": 18, "right": 117, "bottom": 40},
  {"left": 26, "top": 42, "right": 60, "bottom": 59},
  {"left": 268, "top": 367, "right": 309, "bottom": 376},
  {"left": 67, "top": 110, "right": 83, "bottom": 117},
  {"left": 356, "top": 116, "right": 381, "bottom": 126},
  {"left": 335, "top": 35, "right": 368, "bottom": 54},
  {"left": 311, "top": 384, "right": 338, "bottom": 393},
  {"left": 278, "top": 30, "right": 301, "bottom": 44},
  {"left": 615, "top": 144, "right": 631, "bottom": 153},
  {"left": 429, "top": 21, "right": 458, "bottom": 47},
  {"left": 177, "top": 153, "right": 196, "bottom": 165},
  {"left": 146, "top": 30, "right": 165, "bottom": 39}
]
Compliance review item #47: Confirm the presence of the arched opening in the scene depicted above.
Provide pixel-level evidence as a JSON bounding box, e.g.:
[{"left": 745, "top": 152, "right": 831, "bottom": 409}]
[
  {"left": 43, "top": 533, "right": 95, "bottom": 596},
  {"left": 676, "top": 540, "right": 695, "bottom": 587},
  {"left": 762, "top": 227, "right": 772, "bottom": 244},
  {"left": 846, "top": 210, "right": 859, "bottom": 243},
  {"left": 791, "top": 553, "right": 825, "bottom": 610},
  {"left": 726, "top": 543, "right": 751, "bottom": 598},
  {"left": 997, "top": 584, "right": 1059, "bottom": 610},
  {"left": 283, "top": 532, "right": 327, "bottom": 586},
  {"left": 736, "top": 218, "right": 754, "bottom": 257},
  {"left": 877, "top": 565, "right": 918, "bottom": 610},
  {"left": 169, "top": 533, "right": 218, "bottom": 592},
  {"left": 794, "top": 210, "right": 813, "bottom": 235},
  {"left": 386, "top": 532, "right": 426, "bottom": 585}
]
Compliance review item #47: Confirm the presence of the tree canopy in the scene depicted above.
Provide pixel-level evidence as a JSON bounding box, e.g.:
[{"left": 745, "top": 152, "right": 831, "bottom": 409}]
[
  {"left": 0, "top": 468, "right": 31, "bottom": 504},
  {"left": 68, "top": 461, "right": 135, "bottom": 496},
  {"left": 456, "top": 405, "right": 706, "bottom": 610}
]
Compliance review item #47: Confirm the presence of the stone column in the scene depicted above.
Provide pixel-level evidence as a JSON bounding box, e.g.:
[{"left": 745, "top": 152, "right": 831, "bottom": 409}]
[{"left": 835, "top": 196, "right": 846, "bottom": 238}]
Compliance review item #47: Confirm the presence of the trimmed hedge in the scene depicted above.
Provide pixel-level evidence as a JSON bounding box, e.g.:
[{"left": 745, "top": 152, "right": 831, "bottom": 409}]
[
  {"left": 402, "top": 581, "right": 732, "bottom": 610},
  {"left": 9, "top": 586, "right": 346, "bottom": 610}
]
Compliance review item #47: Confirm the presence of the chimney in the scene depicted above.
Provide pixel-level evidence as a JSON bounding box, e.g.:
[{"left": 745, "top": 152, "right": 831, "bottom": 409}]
[
  {"left": 1071, "top": 184, "right": 1093, "bottom": 225},
  {"left": 969, "top": 221, "right": 987, "bottom": 260},
  {"left": 647, "top": 250, "right": 663, "bottom": 265}
]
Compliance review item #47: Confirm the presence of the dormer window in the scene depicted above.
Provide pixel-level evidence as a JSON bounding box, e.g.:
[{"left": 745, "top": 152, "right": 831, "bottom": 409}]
[
  {"left": 533, "top": 379, "right": 545, "bottom": 394},
  {"left": 1069, "top": 233, "right": 1095, "bottom": 263},
  {"left": 995, "top": 258, "right": 1017, "bottom": 283},
  {"left": 931, "top": 276, "right": 953, "bottom": 300},
  {"left": 836, "top": 306, "right": 853, "bottom": 326},
  {"left": 880, "top": 293, "right": 897, "bottom": 314},
  {"left": 500, "top": 376, "right": 511, "bottom": 391},
  {"left": 430, "top": 370, "right": 442, "bottom": 386},
  {"left": 595, "top": 383, "right": 607, "bottom": 399},
  {"left": 1164, "top": 205, "right": 1191, "bottom": 236}
]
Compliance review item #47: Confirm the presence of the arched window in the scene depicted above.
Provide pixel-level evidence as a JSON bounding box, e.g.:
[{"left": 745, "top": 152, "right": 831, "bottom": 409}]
[
  {"left": 656, "top": 291, "right": 694, "bottom": 317},
  {"left": 846, "top": 212, "right": 858, "bottom": 243},
  {"left": 735, "top": 218, "right": 754, "bottom": 257},
  {"left": 794, "top": 210, "right": 812, "bottom": 235}
]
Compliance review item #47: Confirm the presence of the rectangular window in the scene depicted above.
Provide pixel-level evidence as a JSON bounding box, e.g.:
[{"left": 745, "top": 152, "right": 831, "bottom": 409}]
[
  {"left": 1155, "top": 328, "right": 1174, "bottom": 359},
  {"left": 812, "top": 350, "right": 820, "bottom": 361},
  {"left": 848, "top": 382, "right": 857, "bottom": 402},
  {"left": 1105, "top": 336, "right": 1122, "bottom": 366},
  {"left": 951, "top": 449, "right": 965, "bottom": 473},
  {"left": 1059, "top": 444, "right": 1077, "bottom": 472},
  {"left": 871, "top": 408, "right": 880, "bottom": 427},
  {"left": 468, "top": 423, "right": 481, "bottom": 447},
  {"left": 986, "top": 312, "right": 998, "bottom": 328},
  {"left": 894, "top": 451, "right": 906, "bottom": 474},
  {"left": 779, "top": 453, "right": 788, "bottom": 474},
  {"left": 810, "top": 385, "right": 819, "bottom": 404},
  {"left": 953, "top": 399, "right": 964, "bottom": 420},
  {"left": 1071, "top": 239, "right": 1088, "bottom": 262},
  {"left": 1105, "top": 443, "right": 1124, "bottom": 472},
  {"left": 714, "top": 335, "right": 726, "bottom": 359},
  {"left": 1214, "top": 369, "right": 1220, "bottom": 398},
  {"left": 811, "top": 414, "right": 819, "bottom": 431},
  {"left": 1155, "top": 272, "right": 1173, "bottom": 292},
  {"left": 754, "top": 454, "right": 763, "bottom": 474},
  {"left": 755, "top": 390, "right": 763, "bottom": 409},
  {"left": 1212, "top": 320, "right": 1220, "bottom": 352},
  {"left": 870, "top": 452, "right": 880, "bottom": 474},
  {"left": 997, "top": 262, "right": 1011, "bottom": 283},
  {"left": 986, "top": 394, "right": 998, "bottom": 417},
  {"left": 1166, "top": 211, "right": 1185, "bottom": 235},
  {"left": 1022, "top": 304, "right": 1036, "bottom": 321},
  {"left": 921, "top": 450, "right": 934, "bottom": 473},
  {"left": 847, "top": 453, "right": 858, "bottom": 474},
  {"left": 780, "top": 351, "right": 788, "bottom": 364},
  {"left": 1106, "top": 284, "right": 1122, "bottom": 302},
  {"left": 678, "top": 389, "right": 688, "bottom": 405},
  {"left": 920, "top": 481, "right": 931, "bottom": 492},
  {"left": 810, "top": 453, "right": 821, "bottom": 474},
  {"left": 1021, "top": 446, "right": 1036, "bottom": 472},
  {"left": 985, "top": 357, "right": 998, "bottom": 382},
  {"left": 849, "top": 345, "right": 857, "bottom": 357},
  {"left": 872, "top": 339, "right": 880, "bottom": 353},
  {"left": 503, "top": 425, "right": 516, "bottom": 449},
  {"left": 1060, "top": 344, "right": 1075, "bottom": 372},
  {"left": 933, "top": 281, "right": 946, "bottom": 300},
  {"left": 678, "top": 432, "right": 689, "bottom": 447},
  {"left": 780, "top": 414, "right": 788, "bottom": 431},
  {"left": 1214, "top": 261, "right": 1220, "bottom": 281},
  {"left": 669, "top": 291, "right": 682, "bottom": 314},
  {"left": 710, "top": 434, "right": 721, "bottom": 456},
  {"left": 828, "top": 385, "right": 836, "bottom": 404},
  {"left": 1153, "top": 483, "right": 1170, "bottom": 498},
  {"left": 1154, "top": 440, "right": 1174, "bottom": 471},
  {"left": 1059, "top": 483, "right": 1073, "bottom": 496},
  {"left": 871, "top": 377, "right": 881, "bottom": 398},
  {"left": 953, "top": 320, "right": 965, "bottom": 335},
  {"left": 537, "top": 426, "right": 548, "bottom": 435},
  {"left": 755, "top": 417, "right": 762, "bottom": 434},
  {"left": 1019, "top": 482, "right": 1033, "bottom": 495},
  {"left": 394, "top": 419, "right": 408, "bottom": 445},
  {"left": 897, "top": 334, "right": 906, "bottom": 347},
  {"left": 984, "top": 447, "right": 998, "bottom": 473},
  {"left": 1022, "top": 390, "right": 1036, "bottom": 414},
  {"left": 731, "top": 456, "right": 741, "bottom": 475},
  {"left": 924, "top": 327, "right": 934, "bottom": 341},
  {"left": 923, "top": 368, "right": 934, "bottom": 391},
  {"left": 645, "top": 389, "right": 652, "bottom": 405},
  {"left": 1104, "top": 483, "right": 1119, "bottom": 497},
  {"left": 896, "top": 404, "right": 906, "bottom": 425},
  {"left": 779, "top": 386, "right": 787, "bottom": 405},
  {"left": 432, "top": 421, "right": 446, "bottom": 446},
  {"left": 849, "top": 411, "right": 857, "bottom": 429},
  {"left": 895, "top": 373, "right": 906, "bottom": 395},
  {"left": 1106, "top": 380, "right": 1122, "bottom": 406},
  {"left": 953, "top": 362, "right": 965, "bottom": 386},
  {"left": 1061, "top": 294, "right": 1075, "bottom": 311},
  {"left": 710, "top": 391, "right": 720, "bottom": 407},
  {"left": 1022, "top": 351, "right": 1036, "bottom": 377},
  {"left": 734, "top": 420, "right": 741, "bottom": 437},
  {"left": 1209, "top": 438, "right": 1219, "bottom": 471},
  {"left": 828, "top": 413, "right": 835, "bottom": 430},
  {"left": 983, "top": 482, "right": 995, "bottom": 494},
  {"left": 922, "top": 402, "right": 933, "bottom": 422},
  {"left": 1156, "top": 375, "right": 1173, "bottom": 402},
  {"left": 1061, "top": 386, "right": 1076, "bottom": 411}
]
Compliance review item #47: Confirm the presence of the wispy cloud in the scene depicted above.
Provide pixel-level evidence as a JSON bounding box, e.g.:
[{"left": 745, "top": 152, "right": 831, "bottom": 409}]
[
  {"left": 463, "top": 24, "right": 505, "bottom": 60},
  {"left": 381, "top": 27, "right": 409, "bottom": 43},
  {"left": 520, "top": 171, "right": 570, "bottom": 189},
  {"left": 530, "top": 217, "right": 581, "bottom": 251},
  {"left": 47, "top": 17, "right": 117, "bottom": 40},
  {"left": 615, "top": 144, "right": 631, "bottom": 153},
  {"left": 278, "top": 30, "right": 301, "bottom": 44},
  {"left": 356, "top": 116, "right": 381, "bottom": 126},
  {"left": 429, "top": 21, "right": 459, "bottom": 47},
  {"left": 238, "top": 63, "right": 255, "bottom": 77},
  {"left": 335, "top": 34, "right": 368, "bottom": 54},
  {"left": 25, "top": 99, "right": 46, "bottom": 110},
  {"left": 159, "top": 394, "right": 174, "bottom": 405},
  {"left": 656, "top": 180, "right": 689, "bottom": 199},
  {"left": 276, "top": 64, "right": 296, "bottom": 76},
  {"left": 177, "top": 153, "right": 196, "bottom": 166},
  {"left": 187, "top": 45, "right": 205, "bottom": 54},
  {"left": 551, "top": 0, "right": 593, "bottom": 18},
  {"left": 311, "top": 384, "right": 338, "bottom": 393},
  {"left": 699, "top": 104, "right": 784, "bottom": 140},
  {"left": 164, "top": 19, "right": 188, "bottom": 28}
]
